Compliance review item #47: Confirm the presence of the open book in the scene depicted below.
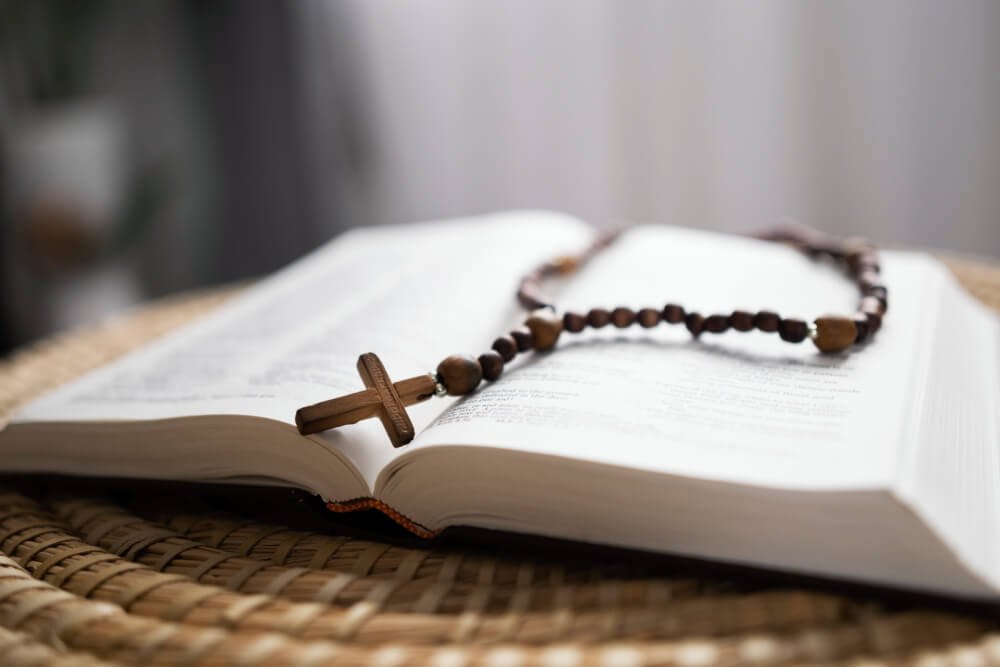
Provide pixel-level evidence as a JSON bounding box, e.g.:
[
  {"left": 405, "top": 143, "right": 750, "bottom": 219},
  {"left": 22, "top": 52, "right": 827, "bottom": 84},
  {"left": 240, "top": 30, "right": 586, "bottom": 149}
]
[{"left": 3, "top": 211, "right": 999, "bottom": 599}]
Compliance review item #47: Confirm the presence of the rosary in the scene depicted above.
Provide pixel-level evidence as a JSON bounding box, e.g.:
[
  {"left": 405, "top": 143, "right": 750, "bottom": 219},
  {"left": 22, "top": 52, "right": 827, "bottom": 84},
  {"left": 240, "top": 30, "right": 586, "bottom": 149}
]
[{"left": 296, "top": 226, "right": 888, "bottom": 447}]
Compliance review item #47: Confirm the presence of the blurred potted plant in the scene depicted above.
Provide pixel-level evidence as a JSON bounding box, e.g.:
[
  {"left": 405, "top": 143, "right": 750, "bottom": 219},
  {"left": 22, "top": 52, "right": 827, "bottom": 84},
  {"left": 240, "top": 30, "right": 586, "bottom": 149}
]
[{"left": 1, "top": 0, "right": 164, "bottom": 341}]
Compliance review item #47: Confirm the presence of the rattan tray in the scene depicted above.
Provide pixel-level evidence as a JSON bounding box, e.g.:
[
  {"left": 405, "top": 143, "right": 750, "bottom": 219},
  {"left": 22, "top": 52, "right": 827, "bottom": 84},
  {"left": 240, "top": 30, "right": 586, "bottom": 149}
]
[{"left": 2, "top": 257, "right": 1000, "bottom": 667}]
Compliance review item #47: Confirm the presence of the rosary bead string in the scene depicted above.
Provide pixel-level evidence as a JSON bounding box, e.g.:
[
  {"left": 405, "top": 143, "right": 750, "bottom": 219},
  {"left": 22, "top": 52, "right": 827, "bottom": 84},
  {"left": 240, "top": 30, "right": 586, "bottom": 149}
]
[
  {"left": 433, "top": 225, "right": 889, "bottom": 398},
  {"left": 294, "top": 225, "right": 890, "bottom": 444}
]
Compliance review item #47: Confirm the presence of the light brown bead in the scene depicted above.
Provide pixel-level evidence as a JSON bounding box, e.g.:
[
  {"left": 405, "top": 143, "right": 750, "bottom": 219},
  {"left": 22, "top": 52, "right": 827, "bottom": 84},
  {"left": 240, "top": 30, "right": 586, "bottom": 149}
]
[
  {"left": 811, "top": 315, "right": 858, "bottom": 353},
  {"left": 436, "top": 355, "right": 483, "bottom": 395},
  {"left": 525, "top": 310, "right": 564, "bottom": 351},
  {"left": 552, "top": 255, "right": 580, "bottom": 274}
]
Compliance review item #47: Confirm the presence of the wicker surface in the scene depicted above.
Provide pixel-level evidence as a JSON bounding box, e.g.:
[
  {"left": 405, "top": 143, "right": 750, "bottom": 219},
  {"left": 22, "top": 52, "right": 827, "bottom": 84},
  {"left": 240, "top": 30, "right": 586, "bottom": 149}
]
[{"left": 2, "top": 258, "right": 1000, "bottom": 666}]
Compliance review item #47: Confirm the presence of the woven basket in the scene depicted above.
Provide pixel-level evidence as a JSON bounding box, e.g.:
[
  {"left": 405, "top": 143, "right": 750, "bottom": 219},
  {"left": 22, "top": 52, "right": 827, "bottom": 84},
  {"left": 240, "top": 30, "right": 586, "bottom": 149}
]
[{"left": 2, "top": 258, "right": 1000, "bottom": 667}]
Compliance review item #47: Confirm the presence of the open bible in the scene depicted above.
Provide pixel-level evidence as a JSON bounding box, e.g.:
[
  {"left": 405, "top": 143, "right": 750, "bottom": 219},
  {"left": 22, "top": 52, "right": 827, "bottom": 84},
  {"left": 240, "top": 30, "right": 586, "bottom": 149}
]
[{"left": 3, "top": 211, "right": 999, "bottom": 599}]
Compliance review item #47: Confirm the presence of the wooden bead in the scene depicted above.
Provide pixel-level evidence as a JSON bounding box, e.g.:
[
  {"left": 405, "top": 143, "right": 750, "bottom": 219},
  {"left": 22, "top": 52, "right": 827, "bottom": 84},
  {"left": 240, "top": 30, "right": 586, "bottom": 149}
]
[
  {"left": 730, "top": 310, "right": 754, "bottom": 332},
  {"left": 863, "top": 310, "right": 883, "bottom": 334},
  {"left": 563, "top": 311, "right": 587, "bottom": 333},
  {"left": 753, "top": 310, "right": 781, "bottom": 333},
  {"left": 637, "top": 308, "right": 661, "bottom": 328},
  {"left": 852, "top": 313, "right": 871, "bottom": 344},
  {"left": 492, "top": 335, "right": 517, "bottom": 362},
  {"left": 858, "top": 270, "right": 881, "bottom": 293},
  {"left": 864, "top": 284, "right": 888, "bottom": 307},
  {"left": 703, "top": 314, "right": 730, "bottom": 334},
  {"left": 525, "top": 310, "right": 564, "bottom": 351},
  {"left": 478, "top": 351, "right": 504, "bottom": 381},
  {"left": 552, "top": 255, "right": 580, "bottom": 274},
  {"left": 811, "top": 315, "right": 857, "bottom": 353},
  {"left": 684, "top": 312, "right": 704, "bottom": 337},
  {"left": 611, "top": 307, "right": 636, "bottom": 328},
  {"left": 517, "top": 280, "right": 552, "bottom": 311},
  {"left": 538, "top": 261, "right": 559, "bottom": 277},
  {"left": 662, "top": 304, "right": 685, "bottom": 324},
  {"left": 517, "top": 293, "right": 550, "bottom": 311},
  {"left": 510, "top": 327, "right": 535, "bottom": 352},
  {"left": 436, "top": 355, "right": 482, "bottom": 395},
  {"left": 851, "top": 255, "right": 880, "bottom": 278},
  {"left": 844, "top": 239, "right": 874, "bottom": 273},
  {"left": 587, "top": 308, "right": 612, "bottom": 328},
  {"left": 860, "top": 296, "right": 886, "bottom": 317},
  {"left": 778, "top": 318, "right": 809, "bottom": 343},
  {"left": 861, "top": 286, "right": 888, "bottom": 314}
]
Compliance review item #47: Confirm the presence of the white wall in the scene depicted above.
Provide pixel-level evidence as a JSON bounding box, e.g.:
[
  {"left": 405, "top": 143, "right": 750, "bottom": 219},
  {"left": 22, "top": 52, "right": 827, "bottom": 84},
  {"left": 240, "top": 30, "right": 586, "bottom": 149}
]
[{"left": 313, "top": 0, "right": 1000, "bottom": 255}]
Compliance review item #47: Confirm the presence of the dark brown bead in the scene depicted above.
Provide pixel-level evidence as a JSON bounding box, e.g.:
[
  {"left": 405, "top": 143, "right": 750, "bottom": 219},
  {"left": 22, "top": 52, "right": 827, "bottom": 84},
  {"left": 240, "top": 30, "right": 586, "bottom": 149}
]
[
  {"left": 858, "top": 254, "right": 880, "bottom": 273},
  {"left": 730, "top": 310, "right": 754, "bottom": 332},
  {"left": 611, "top": 307, "right": 636, "bottom": 328},
  {"left": 637, "top": 308, "right": 661, "bottom": 328},
  {"left": 517, "top": 288, "right": 551, "bottom": 311},
  {"left": 753, "top": 310, "right": 781, "bottom": 333},
  {"left": 864, "top": 284, "right": 888, "bottom": 300},
  {"left": 525, "top": 310, "right": 564, "bottom": 351},
  {"left": 778, "top": 318, "right": 810, "bottom": 343},
  {"left": 662, "top": 304, "right": 685, "bottom": 324},
  {"left": 563, "top": 311, "right": 587, "bottom": 333},
  {"left": 477, "top": 351, "right": 504, "bottom": 382},
  {"left": 845, "top": 248, "right": 863, "bottom": 273},
  {"left": 864, "top": 311, "right": 883, "bottom": 334},
  {"left": 491, "top": 335, "right": 517, "bottom": 362},
  {"left": 703, "top": 314, "right": 730, "bottom": 334},
  {"left": 812, "top": 241, "right": 841, "bottom": 261},
  {"left": 858, "top": 270, "right": 881, "bottom": 291},
  {"left": 802, "top": 242, "right": 822, "bottom": 260},
  {"left": 824, "top": 245, "right": 847, "bottom": 262},
  {"left": 851, "top": 259, "right": 880, "bottom": 280},
  {"left": 852, "top": 313, "right": 871, "bottom": 344},
  {"left": 685, "top": 312, "right": 705, "bottom": 337},
  {"left": 510, "top": 327, "right": 535, "bottom": 351},
  {"left": 860, "top": 296, "right": 886, "bottom": 317},
  {"left": 587, "top": 308, "right": 612, "bottom": 328},
  {"left": 436, "top": 355, "right": 483, "bottom": 395},
  {"left": 863, "top": 284, "right": 888, "bottom": 312}
]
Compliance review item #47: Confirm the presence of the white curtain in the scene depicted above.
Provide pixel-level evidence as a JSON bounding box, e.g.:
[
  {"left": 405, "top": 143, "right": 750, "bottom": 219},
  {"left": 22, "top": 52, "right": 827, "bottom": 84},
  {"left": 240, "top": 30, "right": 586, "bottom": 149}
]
[{"left": 306, "top": 0, "right": 1000, "bottom": 255}]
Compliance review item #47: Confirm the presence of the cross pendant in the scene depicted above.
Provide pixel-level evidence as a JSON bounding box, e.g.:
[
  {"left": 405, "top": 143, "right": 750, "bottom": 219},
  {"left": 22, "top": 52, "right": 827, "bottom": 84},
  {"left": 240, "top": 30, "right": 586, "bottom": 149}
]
[{"left": 295, "top": 353, "right": 437, "bottom": 447}]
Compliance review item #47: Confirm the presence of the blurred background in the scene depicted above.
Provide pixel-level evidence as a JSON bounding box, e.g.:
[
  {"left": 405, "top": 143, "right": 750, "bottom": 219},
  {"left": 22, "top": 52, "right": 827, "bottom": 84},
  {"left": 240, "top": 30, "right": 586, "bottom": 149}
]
[{"left": 1, "top": 0, "right": 999, "bottom": 353}]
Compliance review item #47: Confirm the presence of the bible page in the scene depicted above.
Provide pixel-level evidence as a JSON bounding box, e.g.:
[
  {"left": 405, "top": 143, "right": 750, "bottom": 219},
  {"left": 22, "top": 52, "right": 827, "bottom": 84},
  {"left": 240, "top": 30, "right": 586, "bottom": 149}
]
[
  {"left": 8, "top": 211, "right": 593, "bottom": 488},
  {"left": 406, "top": 225, "right": 937, "bottom": 490}
]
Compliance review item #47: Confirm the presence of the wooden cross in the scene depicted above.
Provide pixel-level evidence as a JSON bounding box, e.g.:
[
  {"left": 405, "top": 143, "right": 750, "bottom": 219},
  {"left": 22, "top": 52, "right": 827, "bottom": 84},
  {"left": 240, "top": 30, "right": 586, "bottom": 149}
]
[{"left": 295, "top": 353, "right": 437, "bottom": 447}]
